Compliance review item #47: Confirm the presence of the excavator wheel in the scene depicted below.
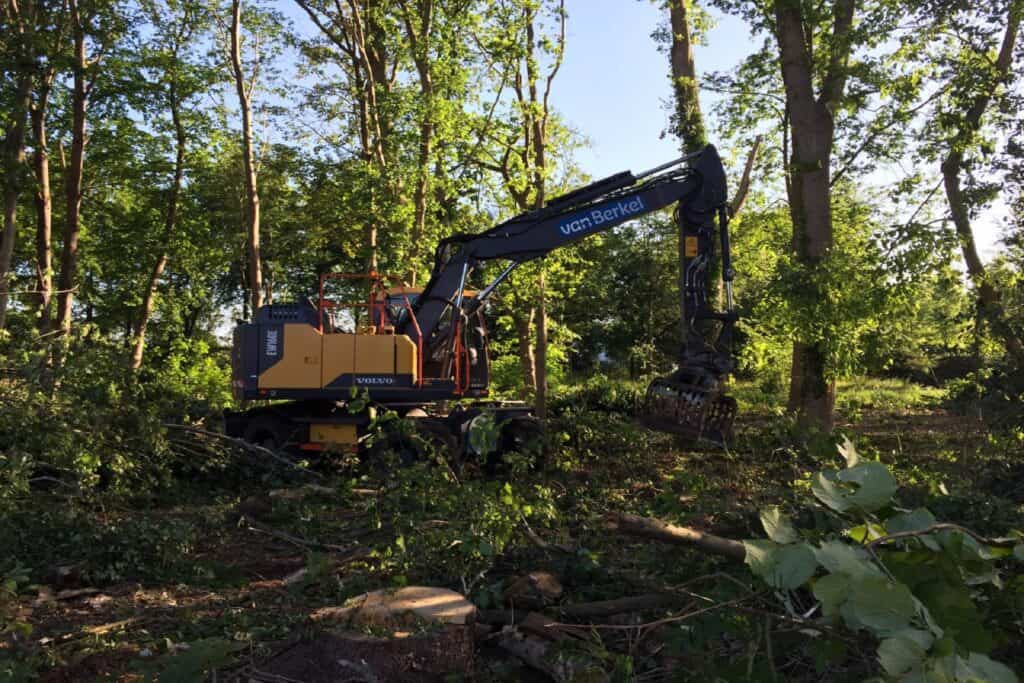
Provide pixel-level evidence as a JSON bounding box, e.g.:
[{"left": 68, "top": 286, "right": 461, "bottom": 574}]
[
  {"left": 485, "top": 417, "right": 548, "bottom": 475},
  {"left": 366, "top": 418, "right": 456, "bottom": 471},
  {"left": 640, "top": 376, "right": 737, "bottom": 446}
]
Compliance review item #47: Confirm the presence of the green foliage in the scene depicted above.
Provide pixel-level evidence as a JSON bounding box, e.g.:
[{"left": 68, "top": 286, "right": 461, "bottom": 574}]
[
  {"left": 0, "top": 331, "right": 231, "bottom": 503},
  {"left": 744, "top": 441, "right": 1022, "bottom": 682}
]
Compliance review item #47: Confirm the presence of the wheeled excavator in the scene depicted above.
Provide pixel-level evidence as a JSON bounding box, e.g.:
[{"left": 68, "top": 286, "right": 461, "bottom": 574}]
[{"left": 225, "top": 144, "right": 738, "bottom": 461}]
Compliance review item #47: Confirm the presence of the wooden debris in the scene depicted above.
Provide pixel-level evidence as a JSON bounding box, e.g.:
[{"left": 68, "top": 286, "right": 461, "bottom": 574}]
[
  {"left": 559, "top": 593, "right": 686, "bottom": 619},
  {"left": 496, "top": 629, "right": 608, "bottom": 683},
  {"left": 503, "top": 570, "right": 563, "bottom": 609},
  {"left": 605, "top": 511, "right": 746, "bottom": 562}
]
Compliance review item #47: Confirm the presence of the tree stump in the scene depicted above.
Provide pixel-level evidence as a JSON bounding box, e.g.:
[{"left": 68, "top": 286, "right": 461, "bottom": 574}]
[{"left": 255, "top": 586, "right": 477, "bottom": 682}]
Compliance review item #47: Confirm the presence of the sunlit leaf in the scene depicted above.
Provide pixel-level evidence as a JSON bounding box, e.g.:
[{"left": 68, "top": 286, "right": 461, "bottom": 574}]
[
  {"left": 760, "top": 507, "right": 800, "bottom": 544},
  {"left": 744, "top": 539, "right": 817, "bottom": 589}
]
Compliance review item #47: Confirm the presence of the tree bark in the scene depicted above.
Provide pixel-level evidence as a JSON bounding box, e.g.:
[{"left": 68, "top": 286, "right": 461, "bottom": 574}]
[
  {"left": 230, "top": 0, "right": 263, "bottom": 314},
  {"left": 668, "top": 0, "right": 708, "bottom": 345},
  {"left": 516, "top": 307, "right": 536, "bottom": 400},
  {"left": 31, "top": 77, "right": 53, "bottom": 333},
  {"left": 535, "top": 268, "right": 548, "bottom": 419},
  {"left": 939, "top": 0, "right": 1024, "bottom": 367},
  {"left": 56, "top": 0, "right": 88, "bottom": 336},
  {"left": 668, "top": 0, "right": 706, "bottom": 154},
  {"left": 132, "top": 80, "right": 185, "bottom": 371},
  {"left": 605, "top": 511, "right": 746, "bottom": 562},
  {"left": 399, "top": 0, "right": 435, "bottom": 284},
  {"left": 0, "top": 71, "right": 32, "bottom": 331},
  {"left": 774, "top": 0, "right": 855, "bottom": 432}
]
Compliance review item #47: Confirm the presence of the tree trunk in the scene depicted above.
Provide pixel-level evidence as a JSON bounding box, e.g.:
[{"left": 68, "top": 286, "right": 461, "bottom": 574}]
[
  {"left": 400, "top": 0, "right": 435, "bottom": 284},
  {"left": 57, "top": 0, "right": 88, "bottom": 336},
  {"left": 32, "top": 80, "right": 53, "bottom": 333},
  {"left": 132, "top": 82, "right": 185, "bottom": 371},
  {"left": 668, "top": 0, "right": 706, "bottom": 154},
  {"left": 774, "top": 0, "right": 855, "bottom": 432},
  {"left": 0, "top": 72, "right": 32, "bottom": 331},
  {"left": 517, "top": 307, "right": 536, "bottom": 400},
  {"left": 939, "top": 1, "right": 1024, "bottom": 368},
  {"left": 668, "top": 0, "right": 708, "bottom": 346},
  {"left": 230, "top": 0, "right": 263, "bottom": 314},
  {"left": 535, "top": 268, "right": 548, "bottom": 419}
]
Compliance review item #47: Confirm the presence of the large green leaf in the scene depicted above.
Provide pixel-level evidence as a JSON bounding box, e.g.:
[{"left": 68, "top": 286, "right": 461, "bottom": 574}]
[
  {"left": 812, "top": 462, "right": 898, "bottom": 513},
  {"left": 814, "top": 541, "right": 882, "bottom": 580},
  {"left": 878, "top": 633, "right": 928, "bottom": 676},
  {"left": 812, "top": 572, "right": 851, "bottom": 616},
  {"left": 840, "top": 576, "right": 916, "bottom": 634},
  {"left": 965, "top": 653, "right": 1019, "bottom": 683},
  {"left": 886, "top": 509, "right": 941, "bottom": 550},
  {"left": 743, "top": 540, "right": 817, "bottom": 590},
  {"left": 760, "top": 507, "right": 800, "bottom": 544}
]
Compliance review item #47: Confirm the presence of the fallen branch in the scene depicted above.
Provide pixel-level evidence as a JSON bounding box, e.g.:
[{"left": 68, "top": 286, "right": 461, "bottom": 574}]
[
  {"left": 546, "top": 590, "right": 764, "bottom": 633},
  {"left": 164, "top": 423, "right": 324, "bottom": 479},
  {"left": 243, "top": 518, "right": 358, "bottom": 555},
  {"left": 605, "top": 512, "right": 746, "bottom": 562},
  {"left": 558, "top": 593, "right": 687, "bottom": 619},
  {"left": 519, "top": 512, "right": 574, "bottom": 554},
  {"left": 496, "top": 631, "right": 608, "bottom": 683},
  {"left": 866, "top": 523, "right": 1017, "bottom": 550}
]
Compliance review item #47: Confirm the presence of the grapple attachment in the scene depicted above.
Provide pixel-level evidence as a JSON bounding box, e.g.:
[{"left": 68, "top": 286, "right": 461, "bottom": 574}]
[{"left": 640, "top": 367, "right": 737, "bottom": 445}]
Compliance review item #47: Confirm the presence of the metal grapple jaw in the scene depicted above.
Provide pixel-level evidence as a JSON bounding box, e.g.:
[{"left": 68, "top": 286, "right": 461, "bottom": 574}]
[{"left": 641, "top": 360, "right": 737, "bottom": 446}]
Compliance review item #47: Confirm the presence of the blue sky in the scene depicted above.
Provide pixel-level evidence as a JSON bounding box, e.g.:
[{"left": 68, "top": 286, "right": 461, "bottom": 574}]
[
  {"left": 275, "top": 0, "right": 1003, "bottom": 260},
  {"left": 554, "top": 0, "right": 751, "bottom": 178}
]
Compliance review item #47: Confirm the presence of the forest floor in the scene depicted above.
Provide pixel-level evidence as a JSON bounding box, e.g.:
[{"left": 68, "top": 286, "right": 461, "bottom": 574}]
[{"left": 2, "top": 379, "right": 1022, "bottom": 682}]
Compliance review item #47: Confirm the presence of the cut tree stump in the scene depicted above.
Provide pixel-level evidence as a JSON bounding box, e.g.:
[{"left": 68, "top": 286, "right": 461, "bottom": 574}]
[{"left": 256, "top": 586, "right": 476, "bottom": 682}]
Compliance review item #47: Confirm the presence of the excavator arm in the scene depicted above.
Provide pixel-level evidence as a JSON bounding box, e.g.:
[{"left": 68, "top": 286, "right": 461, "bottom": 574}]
[{"left": 401, "top": 144, "right": 738, "bottom": 443}]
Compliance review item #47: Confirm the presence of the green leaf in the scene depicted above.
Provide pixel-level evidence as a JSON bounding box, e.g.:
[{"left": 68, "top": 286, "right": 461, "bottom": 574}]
[
  {"left": 812, "top": 572, "right": 850, "bottom": 616},
  {"left": 841, "top": 576, "right": 916, "bottom": 635},
  {"left": 878, "top": 634, "right": 927, "bottom": 676},
  {"left": 837, "top": 462, "right": 899, "bottom": 512},
  {"left": 814, "top": 541, "right": 882, "bottom": 580},
  {"left": 743, "top": 540, "right": 817, "bottom": 589},
  {"left": 965, "top": 653, "right": 1018, "bottom": 683},
  {"left": 760, "top": 507, "right": 800, "bottom": 544},
  {"left": 813, "top": 462, "right": 898, "bottom": 513},
  {"left": 1014, "top": 545, "right": 1024, "bottom": 562},
  {"left": 812, "top": 470, "right": 852, "bottom": 513},
  {"left": 887, "top": 509, "right": 940, "bottom": 550}
]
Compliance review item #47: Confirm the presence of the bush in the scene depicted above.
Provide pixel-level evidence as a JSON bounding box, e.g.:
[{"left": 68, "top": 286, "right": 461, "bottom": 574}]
[{"left": 548, "top": 374, "right": 645, "bottom": 416}]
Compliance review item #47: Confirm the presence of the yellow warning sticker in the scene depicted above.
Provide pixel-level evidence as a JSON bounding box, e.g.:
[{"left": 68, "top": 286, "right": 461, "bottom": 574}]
[{"left": 685, "top": 236, "right": 699, "bottom": 258}]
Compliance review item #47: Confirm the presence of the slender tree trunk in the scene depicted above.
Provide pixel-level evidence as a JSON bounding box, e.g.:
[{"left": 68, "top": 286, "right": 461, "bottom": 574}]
[
  {"left": 57, "top": 0, "right": 87, "bottom": 336},
  {"left": 535, "top": 268, "right": 548, "bottom": 419},
  {"left": 774, "top": 0, "right": 855, "bottom": 432},
  {"left": 230, "top": 0, "right": 263, "bottom": 313},
  {"left": 939, "top": 0, "right": 1024, "bottom": 368},
  {"left": 668, "top": 0, "right": 706, "bottom": 154},
  {"left": 400, "top": 0, "right": 435, "bottom": 284},
  {"left": 516, "top": 307, "right": 536, "bottom": 400},
  {"left": 0, "top": 72, "right": 31, "bottom": 331},
  {"left": 132, "top": 83, "right": 185, "bottom": 371},
  {"left": 31, "top": 81, "right": 53, "bottom": 333}
]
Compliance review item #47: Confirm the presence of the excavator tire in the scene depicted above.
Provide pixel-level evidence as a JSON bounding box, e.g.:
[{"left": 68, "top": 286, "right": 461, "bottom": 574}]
[
  {"left": 485, "top": 416, "right": 546, "bottom": 474},
  {"left": 366, "top": 418, "right": 457, "bottom": 471},
  {"left": 243, "top": 415, "right": 290, "bottom": 451}
]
